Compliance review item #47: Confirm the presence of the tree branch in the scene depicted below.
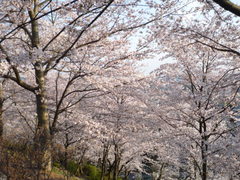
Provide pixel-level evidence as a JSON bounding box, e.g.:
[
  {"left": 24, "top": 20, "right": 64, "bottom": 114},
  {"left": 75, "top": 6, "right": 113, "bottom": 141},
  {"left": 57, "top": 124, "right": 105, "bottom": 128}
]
[
  {"left": 0, "top": 0, "right": 80, "bottom": 43},
  {"left": 49, "top": 0, "right": 115, "bottom": 71},
  {"left": 0, "top": 45, "right": 37, "bottom": 92},
  {"left": 212, "top": 0, "right": 240, "bottom": 17}
]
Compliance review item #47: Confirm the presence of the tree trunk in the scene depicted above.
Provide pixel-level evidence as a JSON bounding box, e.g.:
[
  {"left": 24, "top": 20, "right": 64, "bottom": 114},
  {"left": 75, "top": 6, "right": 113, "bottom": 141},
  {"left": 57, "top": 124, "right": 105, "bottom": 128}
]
[
  {"left": 29, "top": 0, "right": 40, "bottom": 48},
  {"left": 0, "top": 82, "right": 3, "bottom": 139},
  {"left": 34, "top": 62, "right": 52, "bottom": 173},
  {"left": 202, "top": 160, "right": 207, "bottom": 180},
  {"left": 200, "top": 119, "right": 208, "bottom": 180},
  {"left": 29, "top": 0, "right": 52, "bottom": 173},
  {"left": 100, "top": 144, "right": 109, "bottom": 180},
  {"left": 157, "top": 163, "right": 165, "bottom": 180},
  {"left": 201, "top": 139, "right": 208, "bottom": 180},
  {"left": 113, "top": 144, "right": 120, "bottom": 180}
]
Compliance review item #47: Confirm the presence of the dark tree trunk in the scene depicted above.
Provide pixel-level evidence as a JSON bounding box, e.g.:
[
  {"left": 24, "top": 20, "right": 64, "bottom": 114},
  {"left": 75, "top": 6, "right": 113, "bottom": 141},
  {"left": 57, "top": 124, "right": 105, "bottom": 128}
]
[
  {"left": 200, "top": 118, "right": 208, "bottom": 180},
  {"left": 100, "top": 144, "right": 109, "bottom": 180},
  {"left": 0, "top": 82, "right": 3, "bottom": 139},
  {"left": 113, "top": 144, "right": 120, "bottom": 180}
]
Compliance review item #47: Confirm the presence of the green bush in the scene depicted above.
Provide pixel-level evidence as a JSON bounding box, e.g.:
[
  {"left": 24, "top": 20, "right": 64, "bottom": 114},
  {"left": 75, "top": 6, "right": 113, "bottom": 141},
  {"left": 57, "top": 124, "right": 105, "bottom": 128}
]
[
  {"left": 82, "top": 164, "right": 101, "bottom": 180},
  {"left": 66, "top": 160, "right": 81, "bottom": 176},
  {"left": 53, "top": 162, "right": 61, "bottom": 168}
]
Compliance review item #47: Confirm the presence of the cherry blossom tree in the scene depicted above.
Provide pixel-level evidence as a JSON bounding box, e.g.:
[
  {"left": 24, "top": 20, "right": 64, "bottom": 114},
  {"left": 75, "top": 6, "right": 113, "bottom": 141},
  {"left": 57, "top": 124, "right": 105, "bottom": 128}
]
[
  {"left": 0, "top": 79, "right": 27, "bottom": 139},
  {"left": 1, "top": 0, "right": 239, "bottom": 178},
  {"left": 0, "top": 0, "right": 172, "bottom": 174},
  {"left": 0, "top": 0, "right": 147, "bottom": 172},
  {"left": 146, "top": 37, "right": 240, "bottom": 179},
  {"left": 76, "top": 78, "right": 156, "bottom": 180}
]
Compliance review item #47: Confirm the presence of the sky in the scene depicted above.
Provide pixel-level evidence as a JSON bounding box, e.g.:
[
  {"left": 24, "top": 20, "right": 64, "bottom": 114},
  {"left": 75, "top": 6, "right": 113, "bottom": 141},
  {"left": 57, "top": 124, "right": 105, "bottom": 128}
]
[{"left": 232, "top": 0, "right": 240, "bottom": 5}]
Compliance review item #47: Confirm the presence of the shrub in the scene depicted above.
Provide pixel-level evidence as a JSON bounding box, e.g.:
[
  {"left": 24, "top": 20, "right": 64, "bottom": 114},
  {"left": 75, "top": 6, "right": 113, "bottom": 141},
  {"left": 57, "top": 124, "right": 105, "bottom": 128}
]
[
  {"left": 66, "top": 160, "right": 81, "bottom": 176},
  {"left": 82, "top": 164, "right": 101, "bottom": 180}
]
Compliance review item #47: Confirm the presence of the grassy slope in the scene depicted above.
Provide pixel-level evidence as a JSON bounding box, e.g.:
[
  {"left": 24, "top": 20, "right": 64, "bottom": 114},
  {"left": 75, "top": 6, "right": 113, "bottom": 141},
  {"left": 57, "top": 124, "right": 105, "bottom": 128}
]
[{"left": 49, "top": 167, "right": 86, "bottom": 180}]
